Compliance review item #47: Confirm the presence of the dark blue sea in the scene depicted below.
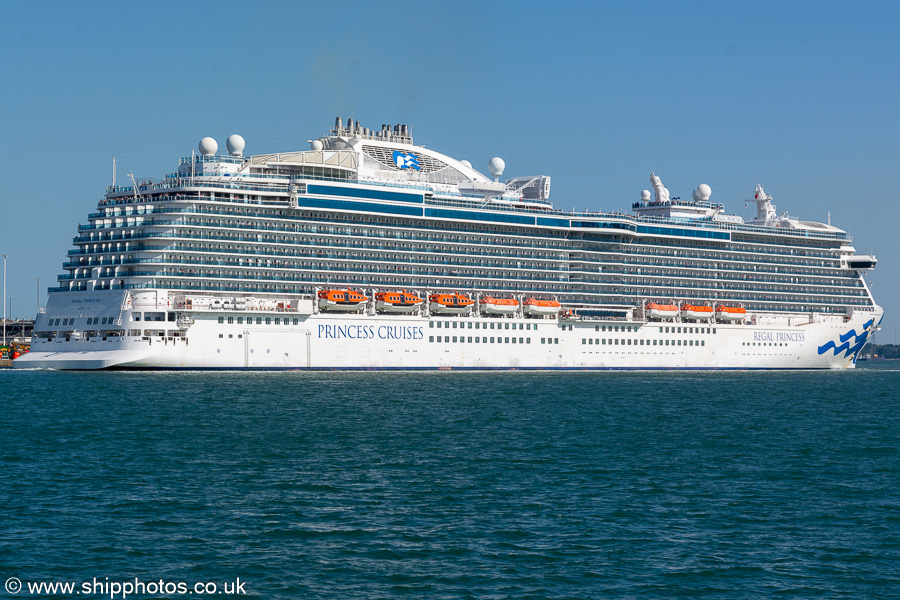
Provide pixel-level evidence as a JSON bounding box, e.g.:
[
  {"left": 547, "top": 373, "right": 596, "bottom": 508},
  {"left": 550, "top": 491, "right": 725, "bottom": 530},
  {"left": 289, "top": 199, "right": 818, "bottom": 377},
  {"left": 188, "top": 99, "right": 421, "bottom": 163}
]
[{"left": 2, "top": 365, "right": 898, "bottom": 599}]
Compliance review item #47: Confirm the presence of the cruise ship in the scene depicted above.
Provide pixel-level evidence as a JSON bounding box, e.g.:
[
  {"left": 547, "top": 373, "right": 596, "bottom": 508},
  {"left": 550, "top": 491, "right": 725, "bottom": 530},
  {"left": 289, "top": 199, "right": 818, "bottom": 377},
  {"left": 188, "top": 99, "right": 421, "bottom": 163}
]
[{"left": 16, "top": 117, "right": 882, "bottom": 370}]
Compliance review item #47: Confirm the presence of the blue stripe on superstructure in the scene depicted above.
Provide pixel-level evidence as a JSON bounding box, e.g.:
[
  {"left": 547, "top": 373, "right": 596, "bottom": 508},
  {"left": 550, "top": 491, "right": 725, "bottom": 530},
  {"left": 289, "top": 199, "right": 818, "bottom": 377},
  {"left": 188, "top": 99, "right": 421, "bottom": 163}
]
[
  {"left": 636, "top": 225, "right": 730, "bottom": 240},
  {"left": 424, "top": 208, "right": 536, "bottom": 225},
  {"left": 536, "top": 217, "right": 570, "bottom": 227},
  {"left": 111, "top": 366, "right": 822, "bottom": 372},
  {"left": 308, "top": 184, "right": 424, "bottom": 204},
  {"left": 300, "top": 196, "right": 423, "bottom": 217},
  {"left": 571, "top": 221, "right": 636, "bottom": 232}
]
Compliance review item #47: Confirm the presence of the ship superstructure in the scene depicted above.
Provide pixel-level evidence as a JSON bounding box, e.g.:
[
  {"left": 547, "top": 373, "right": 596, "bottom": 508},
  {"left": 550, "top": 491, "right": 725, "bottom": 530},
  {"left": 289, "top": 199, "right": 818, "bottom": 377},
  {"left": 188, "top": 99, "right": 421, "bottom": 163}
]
[{"left": 16, "top": 118, "right": 882, "bottom": 369}]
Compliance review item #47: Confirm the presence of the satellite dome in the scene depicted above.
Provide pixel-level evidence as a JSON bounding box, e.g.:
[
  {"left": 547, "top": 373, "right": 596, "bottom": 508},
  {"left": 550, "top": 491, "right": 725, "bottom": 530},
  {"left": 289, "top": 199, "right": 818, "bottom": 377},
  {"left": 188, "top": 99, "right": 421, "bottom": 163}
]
[
  {"left": 226, "top": 134, "right": 245, "bottom": 157},
  {"left": 459, "top": 159, "right": 472, "bottom": 169},
  {"left": 692, "top": 183, "right": 712, "bottom": 202},
  {"left": 488, "top": 157, "right": 505, "bottom": 177},
  {"left": 641, "top": 189, "right": 652, "bottom": 201},
  {"left": 310, "top": 139, "right": 324, "bottom": 151},
  {"left": 198, "top": 137, "right": 218, "bottom": 156}
]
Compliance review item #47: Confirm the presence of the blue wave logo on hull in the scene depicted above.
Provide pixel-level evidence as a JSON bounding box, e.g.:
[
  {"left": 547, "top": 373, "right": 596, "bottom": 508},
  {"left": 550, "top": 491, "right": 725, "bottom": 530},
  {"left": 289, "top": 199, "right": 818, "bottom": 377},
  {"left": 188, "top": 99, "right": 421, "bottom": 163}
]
[
  {"left": 393, "top": 151, "right": 420, "bottom": 170},
  {"left": 817, "top": 318, "right": 875, "bottom": 359}
]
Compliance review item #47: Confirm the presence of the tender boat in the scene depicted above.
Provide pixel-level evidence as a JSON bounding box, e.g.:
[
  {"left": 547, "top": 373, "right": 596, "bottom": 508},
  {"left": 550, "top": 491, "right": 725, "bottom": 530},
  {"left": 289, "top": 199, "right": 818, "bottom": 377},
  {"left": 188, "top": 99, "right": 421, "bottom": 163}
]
[
  {"left": 479, "top": 295, "right": 519, "bottom": 315},
  {"left": 681, "top": 303, "right": 714, "bottom": 321},
  {"left": 375, "top": 290, "right": 423, "bottom": 314},
  {"left": 522, "top": 297, "right": 562, "bottom": 317},
  {"left": 716, "top": 305, "right": 747, "bottom": 321},
  {"left": 429, "top": 293, "right": 473, "bottom": 315},
  {"left": 646, "top": 302, "right": 679, "bottom": 320},
  {"left": 318, "top": 289, "right": 368, "bottom": 312}
]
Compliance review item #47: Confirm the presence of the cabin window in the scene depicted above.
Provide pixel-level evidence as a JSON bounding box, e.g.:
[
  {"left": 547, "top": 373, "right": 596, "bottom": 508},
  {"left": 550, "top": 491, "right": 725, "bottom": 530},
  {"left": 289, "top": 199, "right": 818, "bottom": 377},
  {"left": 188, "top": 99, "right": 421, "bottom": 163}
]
[
  {"left": 429, "top": 336, "right": 434, "bottom": 342},
  {"left": 218, "top": 317, "right": 224, "bottom": 324}
]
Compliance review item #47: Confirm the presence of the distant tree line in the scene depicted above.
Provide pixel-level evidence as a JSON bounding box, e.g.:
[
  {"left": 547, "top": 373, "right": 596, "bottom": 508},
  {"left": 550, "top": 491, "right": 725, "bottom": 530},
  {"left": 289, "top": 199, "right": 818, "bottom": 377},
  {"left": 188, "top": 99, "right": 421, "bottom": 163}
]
[{"left": 864, "top": 344, "right": 900, "bottom": 359}]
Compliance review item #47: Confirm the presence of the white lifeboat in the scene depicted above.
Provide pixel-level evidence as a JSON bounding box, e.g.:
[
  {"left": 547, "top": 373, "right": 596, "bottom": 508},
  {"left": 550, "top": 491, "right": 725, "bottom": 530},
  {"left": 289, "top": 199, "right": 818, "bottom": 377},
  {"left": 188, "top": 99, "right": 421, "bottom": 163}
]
[
  {"left": 681, "top": 303, "right": 714, "bottom": 321},
  {"left": 479, "top": 295, "right": 519, "bottom": 315},
  {"left": 646, "top": 302, "right": 679, "bottom": 321},
  {"left": 317, "top": 289, "right": 368, "bottom": 312}
]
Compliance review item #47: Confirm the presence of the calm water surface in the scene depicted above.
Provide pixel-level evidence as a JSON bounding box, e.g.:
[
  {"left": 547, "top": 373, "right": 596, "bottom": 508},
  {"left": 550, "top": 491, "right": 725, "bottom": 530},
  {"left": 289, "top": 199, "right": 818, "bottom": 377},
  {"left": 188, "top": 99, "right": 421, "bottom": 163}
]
[{"left": 1, "top": 365, "right": 898, "bottom": 598}]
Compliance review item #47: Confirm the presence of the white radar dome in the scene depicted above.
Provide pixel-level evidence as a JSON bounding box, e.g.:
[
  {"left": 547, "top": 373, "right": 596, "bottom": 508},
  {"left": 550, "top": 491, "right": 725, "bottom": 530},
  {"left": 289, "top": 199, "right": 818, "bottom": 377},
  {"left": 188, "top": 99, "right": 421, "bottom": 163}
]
[
  {"left": 310, "top": 139, "right": 324, "bottom": 151},
  {"left": 459, "top": 159, "right": 472, "bottom": 169},
  {"left": 198, "top": 137, "right": 218, "bottom": 156},
  {"left": 488, "top": 157, "right": 505, "bottom": 177},
  {"left": 641, "top": 189, "right": 652, "bottom": 201},
  {"left": 692, "top": 183, "right": 712, "bottom": 202},
  {"left": 226, "top": 134, "right": 245, "bottom": 157}
]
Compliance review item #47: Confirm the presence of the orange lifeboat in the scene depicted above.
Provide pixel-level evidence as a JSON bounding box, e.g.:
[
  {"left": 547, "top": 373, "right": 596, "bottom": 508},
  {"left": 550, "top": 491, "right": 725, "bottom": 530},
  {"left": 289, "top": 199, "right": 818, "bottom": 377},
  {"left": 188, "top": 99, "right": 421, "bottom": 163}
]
[
  {"left": 375, "top": 290, "right": 424, "bottom": 314},
  {"left": 715, "top": 305, "right": 747, "bottom": 321},
  {"left": 479, "top": 295, "right": 519, "bottom": 315},
  {"left": 317, "top": 289, "right": 368, "bottom": 312},
  {"left": 681, "top": 303, "right": 714, "bottom": 321},
  {"left": 522, "top": 297, "right": 562, "bottom": 317},
  {"left": 429, "top": 293, "right": 473, "bottom": 315},
  {"left": 646, "top": 301, "right": 679, "bottom": 321}
]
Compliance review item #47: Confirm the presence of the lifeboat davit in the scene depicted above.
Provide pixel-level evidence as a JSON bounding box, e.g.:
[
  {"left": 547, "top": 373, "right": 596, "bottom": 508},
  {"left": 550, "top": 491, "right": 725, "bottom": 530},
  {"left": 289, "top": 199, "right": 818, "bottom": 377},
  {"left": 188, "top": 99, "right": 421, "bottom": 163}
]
[
  {"left": 429, "top": 293, "right": 473, "bottom": 315},
  {"left": 715, "top": 305, "right": 747, "bottom": 321},
  {"left": 375, "top": 290, "right": 424, "bottom": 314},
  {"left": 522, "top": 297, "right": 562, "bottom": 317},
  {"left": 317, "top": 289, "right": 368, "bottom": 312},
  {"left": 681, "top": 303, "right": 714, "bottom": 321},
  {"left": 479, "top": 295, "right": 519, "bottom": 315},
  {"left": 646, "top": 302, "right": 679, "bottom": 321}
]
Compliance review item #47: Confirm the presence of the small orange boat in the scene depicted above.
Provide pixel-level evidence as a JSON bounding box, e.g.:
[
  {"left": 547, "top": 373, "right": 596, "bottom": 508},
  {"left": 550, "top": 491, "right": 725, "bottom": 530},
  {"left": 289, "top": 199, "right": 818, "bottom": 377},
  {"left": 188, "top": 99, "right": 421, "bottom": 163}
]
[
  {"left": 318, "top": 289, "right": 368, "bottom": 312},
  {"left": 715, "top": 305, "right": 747, "bottom": 321},
  {"left": 375, "top": 290, "right": 424, "bottom": 314},
  {"left": 479, "top": 295, "right": 519, "bottom": 315},
  {"left": 681, "top": 303, "right": 714, "bottom": 321},
  {"left": 522, "top": 297, "right": 561, "bottom": 317},
  {"left": 646, "top": 301, "right": 679, "bottom": 320},
  {"left": 429, "top": 293, "right": 473, "bottom": 315}
]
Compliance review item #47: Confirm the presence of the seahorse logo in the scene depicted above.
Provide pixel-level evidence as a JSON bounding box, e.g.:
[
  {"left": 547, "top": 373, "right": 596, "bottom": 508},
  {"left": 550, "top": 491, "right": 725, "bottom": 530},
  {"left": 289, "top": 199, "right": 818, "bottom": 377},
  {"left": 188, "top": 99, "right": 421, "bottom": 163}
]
[
  {"left": 817, "top": 318, "right": 875, "bottom": 358},
  {"left": 393, "top": 151, "right": 421, "bottom": 170}
]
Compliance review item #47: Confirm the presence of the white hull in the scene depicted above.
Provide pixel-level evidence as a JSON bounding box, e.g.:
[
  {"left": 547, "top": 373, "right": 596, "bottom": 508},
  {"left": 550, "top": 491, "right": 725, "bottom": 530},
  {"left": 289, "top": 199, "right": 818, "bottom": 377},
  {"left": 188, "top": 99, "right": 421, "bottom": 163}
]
[
  {"left": 16, "top": 290, "right": 883, "bottom": 370},
  {"left": 523, "top": 305, "right": 561, "bottom": 317},
  {"left": 717, "top": 312, "right": 746, "bottom": 322},
  {"left": 375, "top": 301, "right": 421, "bottom": 314},
  {"left": 429, "top": 303, "right": 471, "bottom": 315},
  {"left": 681, "top": 310, "right": 713, "bottom": 321},
  {"left": 318, "top": 299, "right": 366, "bottom": 312},
  {"left": 479, "top": 303, "right": 519, "bottom": 315},
  {"left": 647, "top": 309, "right": 679, "bottom": 320}
]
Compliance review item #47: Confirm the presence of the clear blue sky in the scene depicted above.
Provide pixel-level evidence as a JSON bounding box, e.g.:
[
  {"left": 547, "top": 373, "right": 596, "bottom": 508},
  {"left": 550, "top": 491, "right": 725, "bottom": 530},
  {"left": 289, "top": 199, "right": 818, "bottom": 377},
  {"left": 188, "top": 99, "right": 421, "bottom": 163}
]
[{"left": 2, "top": 1, "right": 898, "bottom": 341}]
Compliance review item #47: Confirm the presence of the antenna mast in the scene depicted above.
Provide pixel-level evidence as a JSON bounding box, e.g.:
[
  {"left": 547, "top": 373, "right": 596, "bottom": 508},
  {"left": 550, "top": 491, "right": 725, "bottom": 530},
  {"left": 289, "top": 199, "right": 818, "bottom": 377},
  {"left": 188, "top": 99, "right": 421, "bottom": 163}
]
[{"left": 112, "top": 156, "right": 117, "bottom": 187}]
